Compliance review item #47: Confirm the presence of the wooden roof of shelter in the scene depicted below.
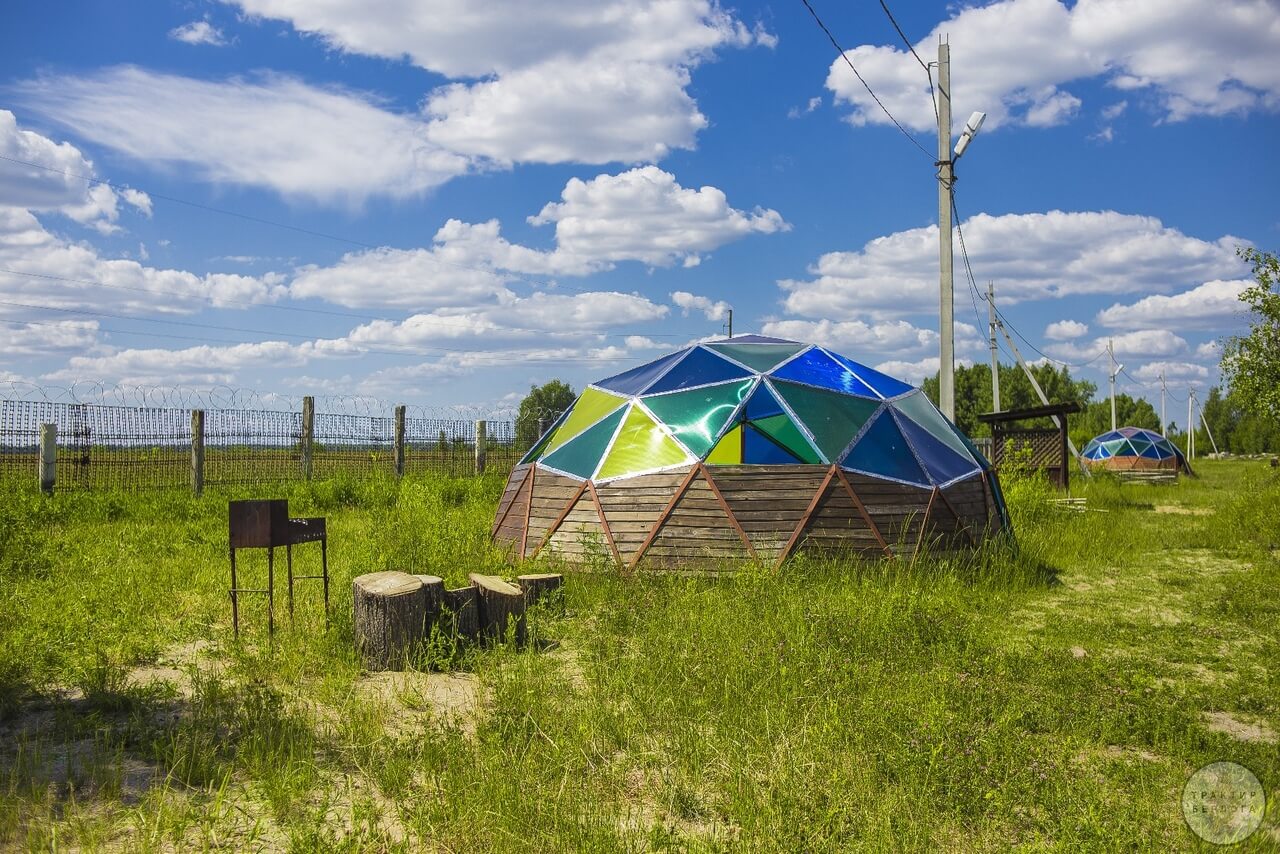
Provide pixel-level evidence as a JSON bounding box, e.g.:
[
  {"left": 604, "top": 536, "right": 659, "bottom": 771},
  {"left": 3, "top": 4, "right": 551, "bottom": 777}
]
[{"left": 976, "top": 402, "right": 1082, "bottom": 424}]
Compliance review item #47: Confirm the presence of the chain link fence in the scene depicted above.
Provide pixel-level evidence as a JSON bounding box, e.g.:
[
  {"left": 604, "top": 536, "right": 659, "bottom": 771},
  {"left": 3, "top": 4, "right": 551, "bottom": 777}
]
[{"left": 0, "top": 394, "right": 546, "bottom": 493}]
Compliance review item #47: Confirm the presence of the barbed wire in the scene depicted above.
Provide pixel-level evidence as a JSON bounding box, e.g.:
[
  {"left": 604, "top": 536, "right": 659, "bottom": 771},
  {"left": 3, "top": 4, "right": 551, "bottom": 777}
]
[{"left": 0, "top": 380, "right": 555, "bottom": 423}]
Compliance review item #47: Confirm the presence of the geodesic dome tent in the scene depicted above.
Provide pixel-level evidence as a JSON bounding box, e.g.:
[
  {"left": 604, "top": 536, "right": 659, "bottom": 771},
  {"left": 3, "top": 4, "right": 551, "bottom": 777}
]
[
  {"left": 492, "top": 336, "right": 1010, "bottom": 568},
  {"left": 1082, "top": 426, "right": 1191, "bottom": 474}
]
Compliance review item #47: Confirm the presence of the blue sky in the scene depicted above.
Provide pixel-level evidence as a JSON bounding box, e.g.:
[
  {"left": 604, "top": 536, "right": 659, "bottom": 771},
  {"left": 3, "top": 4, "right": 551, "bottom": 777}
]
[{"left": 0, "top": 0, "right": 1276, "bottom": 418}]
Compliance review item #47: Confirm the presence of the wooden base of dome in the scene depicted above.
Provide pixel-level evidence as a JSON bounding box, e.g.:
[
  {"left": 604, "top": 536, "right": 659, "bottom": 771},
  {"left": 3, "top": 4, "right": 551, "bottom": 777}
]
[
  {"left": 1086, "top": 456, "right": 1180, "bottom": 472},
  {"left": 492, "top": 463, "right": 1004, "bottom": 569}
]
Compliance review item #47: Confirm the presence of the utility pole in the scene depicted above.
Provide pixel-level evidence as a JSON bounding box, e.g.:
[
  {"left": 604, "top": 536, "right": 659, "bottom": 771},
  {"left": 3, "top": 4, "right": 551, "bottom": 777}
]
[
  {"left": 987, "top": 282, "right": 1000, "bottom": 412},
  {"left": 1107, "top": 339, "right": 1119, "bottom": 431},
  {"left": 1159, "top": 370, "right": 1167, "bottom": 436},
  {"left": 1187, "top": 388, "right": 1194, "bottom": 460},
  {"left": 725, "top": 309, "right": 733, "bottom": 339},
  {"left": 997, "top": 323, "right": 1085, "bottom": 469},
  {"left": 936, "top": 39, "right": 955, "bottom": 421}
]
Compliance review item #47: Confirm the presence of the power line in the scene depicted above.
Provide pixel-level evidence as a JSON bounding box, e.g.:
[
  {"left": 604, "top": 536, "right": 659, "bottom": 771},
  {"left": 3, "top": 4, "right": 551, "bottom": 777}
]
[
  {"left": 876, "top": 0, "right": 938, "bottom": 123},
  {"left": 797, "top": 0, "right": 933, "bottom": 159}
]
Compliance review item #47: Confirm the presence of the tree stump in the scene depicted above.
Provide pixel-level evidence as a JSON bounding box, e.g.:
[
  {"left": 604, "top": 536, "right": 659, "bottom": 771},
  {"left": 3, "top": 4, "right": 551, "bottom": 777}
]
[
  {"left": 414, "top": 574, "right": 445, "bottom": 641},
  {"left": 518, "top": 573, "right": 564, "bottom": 612},
  {"left": 353, "top": 571, "right": 437, "bottom": 670},
  {"left": 444, "top": 586, "right": 479, "bottom": 641},
  {"left": 469, "top": 573, "right": 526, "bottom": 645}
]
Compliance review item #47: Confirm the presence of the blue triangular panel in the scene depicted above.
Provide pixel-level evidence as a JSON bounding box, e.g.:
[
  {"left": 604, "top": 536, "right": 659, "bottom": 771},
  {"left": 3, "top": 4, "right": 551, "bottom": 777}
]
[
  {"left": 826, "top": 351, "right": 914, "bottom": 398},
  {"left": 1138, "top": 443, "right": 1164, "bottom": 459},
  {"left": 743, "top": 382, "right": 784, "bottom": 421},
  {"left": 842, "top": 410, "right": 929, "bottom": 486},
  {"left": 742, "top": 424, "right": 802, "bottom": 464},
  {"left": 769, "top": 348, "right": 878, "bottom": 397},
  {"left": 894, "top": 411, "right": 979, "bottom": 485},
  {"left": 595, "top": 349, "right": 687, "bottom": 396},
  {"left": 645, "top": 346, "right": 752, "bottom": 394}
]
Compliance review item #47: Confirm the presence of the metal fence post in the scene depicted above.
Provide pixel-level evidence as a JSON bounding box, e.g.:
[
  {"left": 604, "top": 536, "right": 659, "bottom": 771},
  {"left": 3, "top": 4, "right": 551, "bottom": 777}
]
[
  {"left": 301, "top": 395, "right": 314, "bottom": 480},
  {"left": 475, "top": 420, "right": 487, "bottom": 475},
  {"left": 39, "top": 423, "right": 56, "bottom": 494},
  {"left": 191, "top": 409, "right": 205, "bottom": 496},
  {"left": 394, "top": 405, "right": 406, "bottom": 478}
]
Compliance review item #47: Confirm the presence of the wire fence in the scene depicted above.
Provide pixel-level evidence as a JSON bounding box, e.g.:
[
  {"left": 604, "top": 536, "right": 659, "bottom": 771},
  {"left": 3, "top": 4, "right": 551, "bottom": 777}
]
[{"left": 0, "top": 390, "right": 550, "bottom": 493}]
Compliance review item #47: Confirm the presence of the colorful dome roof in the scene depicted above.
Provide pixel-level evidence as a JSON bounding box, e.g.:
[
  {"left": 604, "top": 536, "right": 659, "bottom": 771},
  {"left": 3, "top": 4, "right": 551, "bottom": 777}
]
[
  {"left": 520, "top": 335, "right": 992, "bottom": 488},
  {"left": 1082, "top": 426, "right": 1185, "bottom": 462}
]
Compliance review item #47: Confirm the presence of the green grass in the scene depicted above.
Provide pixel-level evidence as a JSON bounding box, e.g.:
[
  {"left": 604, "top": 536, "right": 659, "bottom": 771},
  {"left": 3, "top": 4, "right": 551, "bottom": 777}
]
[{"left": 1, "top": 462, "right": 1277, "bottom": 851}]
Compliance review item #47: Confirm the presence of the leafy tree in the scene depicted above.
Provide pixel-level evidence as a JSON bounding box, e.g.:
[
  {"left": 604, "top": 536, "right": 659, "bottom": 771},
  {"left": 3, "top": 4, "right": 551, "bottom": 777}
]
[
  {"left": 1070, "top": 395, "right": 1160, "bottom": 450},
  {"left": 1221, "top": 248, "right": 1280, "bottom": 424},
  {"left": 923, "top": 362, "right": 1095, "bottom": 437},
  {"left": 516, "top": 380, "right": 577, "bottom": 449},
  {"left": 1196, "top": 385, "right": 1280, "bottom": 454}
]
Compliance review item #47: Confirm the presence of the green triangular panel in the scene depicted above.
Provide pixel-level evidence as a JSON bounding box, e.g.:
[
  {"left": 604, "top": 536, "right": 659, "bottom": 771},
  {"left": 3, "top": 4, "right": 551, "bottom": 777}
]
[
  {"left": 1103, "top": 439, "right": 1128, "bottom": 454},
  {"left": 892, "top": 391, "right": 975, "bottom": 464},
  {"left": 1129, "top": 438, "right": 1152, "bottom": 453},
  {"left": 641, "top": 379, "right": 753, "bottom": 457},
  {"left": 706, "top": 342, "right": 806, "bottom": 373},
  {"left": 540, "top": 407, "right": 626, "bottom": 479},
  {"left": 752, "top": 414, "right": 822, "bottom": 464},
  {"left": 543, "top": 386, "right": 627, "bottom": 456},
  {"left": 771, "top": 380, "right": 881, "bottom": 462},
  {"left": 596, "top": 404, "right": 691, "bottom": 480},
  {"left": 706, "top": 424, "right": 742, "bottom": 464}
]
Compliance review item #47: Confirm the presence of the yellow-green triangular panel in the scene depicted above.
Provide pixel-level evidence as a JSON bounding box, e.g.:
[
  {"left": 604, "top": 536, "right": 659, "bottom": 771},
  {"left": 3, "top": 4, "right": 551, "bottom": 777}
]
[
  {"left": 596, "top": 404, "right": 691, "bottom": 480},
  {"left": 706, "top": 424, "right": 742, "bottom": 465},
  {"left": 542, "top": 386, "right": 627, "bottom": 457}
]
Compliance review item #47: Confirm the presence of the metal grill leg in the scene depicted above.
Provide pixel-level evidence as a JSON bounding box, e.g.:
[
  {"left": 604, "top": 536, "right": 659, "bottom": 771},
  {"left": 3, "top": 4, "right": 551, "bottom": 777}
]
[
  {"left": 321, "top": 537, "right": 329, "bottom": 627},
  {"left": 230, "top": 547, "right": 240, "bottom": 638},
  {"left": 267, "top": 546, "right": 275, "bottom": 636}
]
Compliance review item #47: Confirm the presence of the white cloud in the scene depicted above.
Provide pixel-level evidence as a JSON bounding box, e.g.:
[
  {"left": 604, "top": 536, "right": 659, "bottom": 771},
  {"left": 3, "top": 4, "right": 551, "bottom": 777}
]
[
  {"left": 760, "top": 318, "right": 985, "bottom": 363},
  {"left": 779, "top": 211, "right": 1246, "bottom": 320},
  {"left": 344, "top": 291, "right": 669, "bottom": 348},
  {"left": 291, "top": 168, "right": 786, "bottom": 308},
  {"left": 1102, "top": 101, "right": 1129, "bottom": 120},
  {"left": 787, "top": 96, "right": 823, "bottom": 119},
  {"left": 1096, "top": 279, "right": 1249, "bottom": 330},
  {"left": 530, "top": 166, "right": 787, "bottom": 268},
  {"left": 43, "top": 338, "right": 354, "bottom": 386},
  {"left": 1046, "top": 329, "right": 1188, "bottom": 362},
  {"left": 229, "top": 0, "right": 771, "bottom": 165},
  {"left": 169, "top": 20, "right": 227, "bottom": 46},
  {"left": 0, "top": 110, "right": 151, "bottom": 234},
  {"left": 0, "top": 319, "right": 99, "bottom": 355},
  {"left": 12, "top": 67, "right": 471, "bottom": 204},
  {"left": 671, "top": 291, "right": 730, "bottom": 321},
  {"left": 1132, "top": 360, "right": 1209, "bottom": 382},
  {"left": 1195, "top": 340, "right": 1221, "bottom": 360},
  {"left": 870, "top": 357, "right": 973, "bottom": 387},
  {"left": 0, "top": 206, "right": 284, "bottom": 315},
  {"left": 826, "top": 0, "right": 1280, "bottom": 132},
  {"left": 1045, "top": 319, "right": 1089, "bottom": 340}
]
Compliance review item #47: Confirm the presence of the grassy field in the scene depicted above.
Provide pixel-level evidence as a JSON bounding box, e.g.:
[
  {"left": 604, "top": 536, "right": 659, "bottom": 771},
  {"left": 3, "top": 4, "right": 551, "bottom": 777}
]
[{"left": 0, "top": 460, "right": 1277, "bottom": 851}]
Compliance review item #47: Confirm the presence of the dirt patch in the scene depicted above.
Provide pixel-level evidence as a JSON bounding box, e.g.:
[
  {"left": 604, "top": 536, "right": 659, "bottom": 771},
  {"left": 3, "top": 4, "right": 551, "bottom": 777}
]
[
  {"left": 1202, "top": 711, "right": 1278, "bottom": 744},
  {"left": 1154, "top": 505, "right": 1215, "bottom": 516},
  {"left": 126, "top": 639, "right": 222, "bottom": 700},
  {"left": 357, "top": 670, "right": 487, "bottom": 737}
]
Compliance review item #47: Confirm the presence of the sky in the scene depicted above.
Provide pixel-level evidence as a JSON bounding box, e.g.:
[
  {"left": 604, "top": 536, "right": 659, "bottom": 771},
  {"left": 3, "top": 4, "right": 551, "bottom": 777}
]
[{"left": 0, "top": 0, "right": 1277, "bottom": 419}]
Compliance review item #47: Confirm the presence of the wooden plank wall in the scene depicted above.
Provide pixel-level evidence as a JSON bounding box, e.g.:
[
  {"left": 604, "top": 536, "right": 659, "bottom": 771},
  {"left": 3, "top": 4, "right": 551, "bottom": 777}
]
[
  {"left": 499, "top": 463, "right": 1001, "bottom": 568},
  {"left": 596, "top": 467, "right": 692, "bottom": 564},
  {"left": 640, "top": 469, "right": 748, "bottom": 567},
  {"left": 491, "top": 465, "right": 530, "bottom": 544}
]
